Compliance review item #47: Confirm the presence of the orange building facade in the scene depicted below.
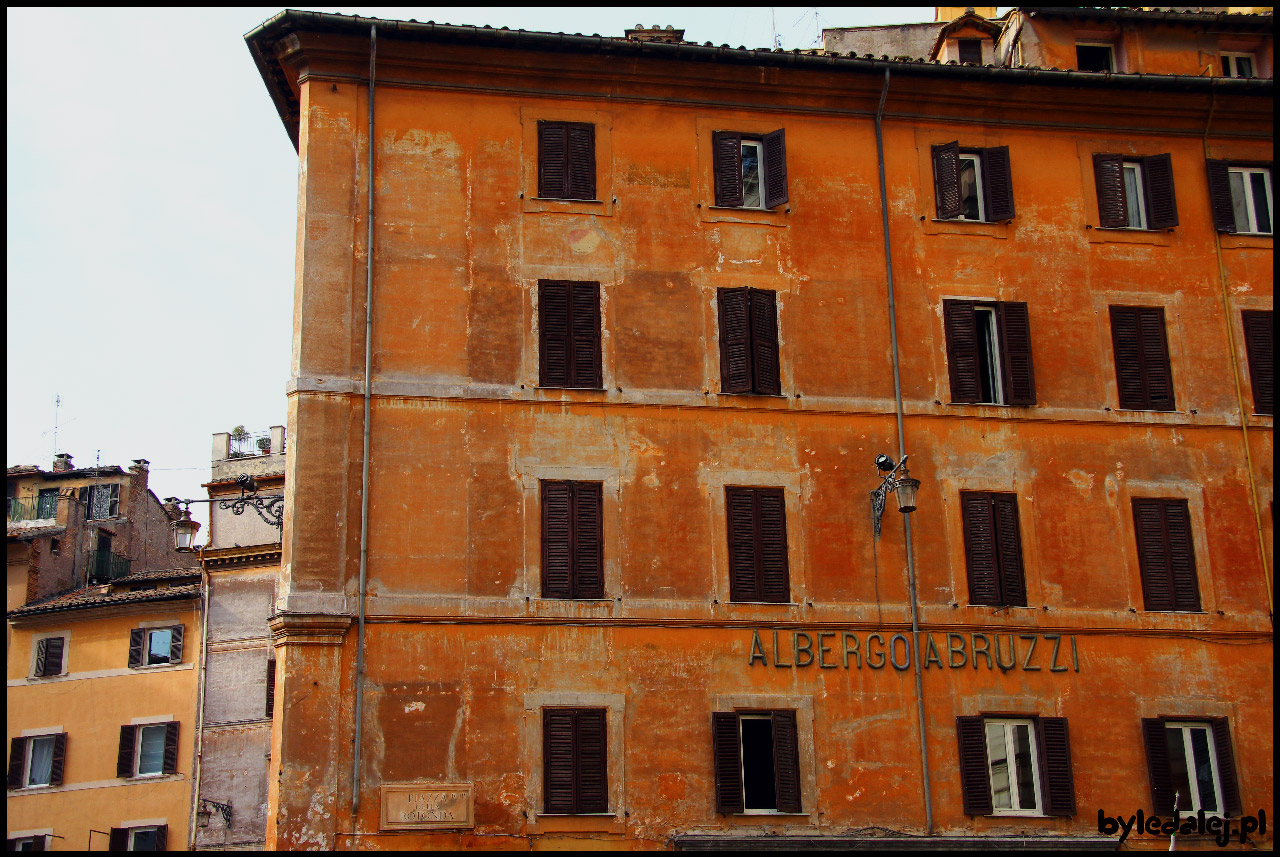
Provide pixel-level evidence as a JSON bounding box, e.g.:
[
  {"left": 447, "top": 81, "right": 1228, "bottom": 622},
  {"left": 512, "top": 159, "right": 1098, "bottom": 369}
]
[{"left": 247, "top": 11, "right": 1272, "bottom": 850}]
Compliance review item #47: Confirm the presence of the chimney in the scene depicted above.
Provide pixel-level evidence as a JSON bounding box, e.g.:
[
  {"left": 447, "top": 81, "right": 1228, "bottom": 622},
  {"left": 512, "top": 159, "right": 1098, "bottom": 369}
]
[
  {"left": 624, "top": 24, "right": 685, "bottom": 43},
  {"left": 52, "top": 453, "right": 74, "bottom": 472},
  {"left": 130, "top": 458, "right": 150, "bottom": 473}
]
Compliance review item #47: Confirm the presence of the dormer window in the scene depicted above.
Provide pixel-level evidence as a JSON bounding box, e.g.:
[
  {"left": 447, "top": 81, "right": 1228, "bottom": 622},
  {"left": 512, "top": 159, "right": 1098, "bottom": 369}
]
[
  {"left": 1221, "top": 52, "right": 1255, "bottom": 79},
  {"left": 1076, "top": 42, "right": 1115, "bottom": 73},
  {"left": 957, "top": 38, "right": 982, "bottom": 64}
]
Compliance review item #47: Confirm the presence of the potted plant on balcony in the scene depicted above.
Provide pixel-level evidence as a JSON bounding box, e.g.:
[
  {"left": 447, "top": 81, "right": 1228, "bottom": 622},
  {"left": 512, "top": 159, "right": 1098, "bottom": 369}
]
[
  {"left": 229, "top": 425, "right": 251, "bottom": 459},
  {"left": 257, "top": 436, "right": 272, "bottom": 455}
]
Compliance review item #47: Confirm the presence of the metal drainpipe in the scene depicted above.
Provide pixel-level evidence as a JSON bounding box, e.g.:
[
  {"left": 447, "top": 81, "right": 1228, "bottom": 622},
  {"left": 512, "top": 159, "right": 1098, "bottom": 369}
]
[
  {"left": 1202, "top": 88, "right": 1273, "bottom": 618},
  {"left": 189, "top": 552, "right": 211, "bottom": 848},
  {"left": 875, "top": 67, "right": 934, "bottom": 835},
  {"left": 352, "top": 22, "right": 376, "bottom": 821}
]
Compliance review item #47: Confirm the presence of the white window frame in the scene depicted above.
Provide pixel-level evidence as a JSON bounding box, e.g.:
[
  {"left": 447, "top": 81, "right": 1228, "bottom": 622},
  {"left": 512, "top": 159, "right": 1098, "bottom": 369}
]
[
  {"left": 1076, "top": 41, "right": 1116, "bottom": 72},
  {"left": 133, "top": 725, "right": 167, "bottom": 778},
  {"left": 86, "top": 483, "right": 120, "bottom": 520},
  {"left": 737, "top": 712, "right": 783, "bottom": 815},
  {"left": 127, "top": 826, "right": 161, "bottom": 850},
  {"left": 142, "top": 628, "right": 174, "bottom": 667},
  {"left": 21, "top": 734, "right": 57, "bottom": 789},
  {"left": 740, "top": 139, "right": 767, "bottom": 210},
  {"left": 957, "top": 152, "right": 986, "bottom": 221},
  {"left": 984, "top": 718, "right": 1044, "bottom": 817},
  {"left": 1228, "top": 167, "right": 1273, "bottom": 236},
  {"left": 1221, "top": 51, "right": 1256, "bottom": 79},
  {"left": 28, "top": 631, "right": 69, "bottom": 679},
  {"left": 973, "top": 306, "right": 1006, "bottom": 405},
  {"left": 9, "top": 836, "right": 49, "bottom": 851},
  {"left": 1121, "top": 161, "right": 1148, "bottom": 230},
  {"left": 1164, "top": 721, "right": 1225, "bottom": 814}
]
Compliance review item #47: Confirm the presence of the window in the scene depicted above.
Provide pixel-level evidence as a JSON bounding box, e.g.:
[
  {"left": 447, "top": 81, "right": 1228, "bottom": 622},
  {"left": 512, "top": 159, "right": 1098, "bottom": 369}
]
[
  {"left": 717, "top": 288, "right": 780, "bottom": 396},
  {"left": 957, "top": 715, "right": 1075, "bottom": 817},
  {"left": 541, "top": 481, "right": 603, "bottom": 599},
  {"left": 128, "top": 625, "right": 184, "bottom": 668},
  {"left": 6, "top": 733, "right": 67, "bottom": 790},
  {"left": 539, "top": 280, "right": 602, "bottom": 389},
  {"left": 108, "top": 825, "right": 168, "bottom": 851},
  {"left": 712, "top": 710, "right": 801, "bottom": 814},
  {"left": 1109, "top": 306, "right": 1175, "bottom": 411},
  {"left": 932, "top": 142, "right": 1015, "bottom": 222},
  {"left": 1132, "top": 498, "right": 1201, "bottom": 613},
  {"left": 725, "top": 487, "right": 789, "bottom": 603},
  {"left": 1142, "top": 718, "right": 1241, "bottom": 816},
  {"left": 537, "top": 121, "right": 595, "bottom": 201},
  {"left": 84, "top": 483, "right": 120, "bottom": 520},
  {"left": 35, "top": 488, "right": 57, "bottom": 520},
  {"left": 1093, "top": 153, "right": 1178, "bottom": 230},
  {"left": 32, "top": 635, "right": 66, "bottom": 678},
  {"left": 1221, "top": 52, "right": 1255, "bottom": 79},
  {"left": 712, "top": 130, "right": 788, "bottom": 210},
  {"left": 1076, "top": 42, "right": 1115, "bottom": 72},
  {"left": 957, "top": 38, "right": 982, "bottom": 64},
  {"left": 960, "top": 492, "right": 1028, "bottom": 607},
  {"left": 942, "top": 300, "right": 1035, "bottom": 406},
  {"left": 542, "top": 708, "right": 607, "bottom": 814},
  {"left": 1207, "top": 161, "right": 1272, "bottom": 235},
  {"left": 1241, "top": 310, "right": 1273, "bottom": 415},
  {"left": 7, "top": 836, "right": 49, "bottom": 851},
  {"left": 117, "top": 722, "right": 178, "bottom": 778}
]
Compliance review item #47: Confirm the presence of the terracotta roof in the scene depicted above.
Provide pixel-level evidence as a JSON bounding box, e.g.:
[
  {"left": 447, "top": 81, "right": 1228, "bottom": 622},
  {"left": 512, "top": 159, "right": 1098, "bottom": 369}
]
[
  {"left": 7, "top": 521, "right": 65, "bottom": 539},
  {"left": 6, "top": 465, "right": 125, "bottom": 479},
  {"left": 114, "top": 567, "right": 202, "bottom": 583},
  {"left": 8, "top": 583, "right": 200, "bottom": 618}
]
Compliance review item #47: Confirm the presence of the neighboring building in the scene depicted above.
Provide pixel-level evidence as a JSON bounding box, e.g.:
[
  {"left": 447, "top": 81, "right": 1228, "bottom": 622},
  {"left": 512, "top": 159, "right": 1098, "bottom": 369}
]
[
  {"left": 191, "top": 427, "right": 284, "bottom": 850},
  {"left": 247, "top": 8, "right": 1271, "bottom": 851}
]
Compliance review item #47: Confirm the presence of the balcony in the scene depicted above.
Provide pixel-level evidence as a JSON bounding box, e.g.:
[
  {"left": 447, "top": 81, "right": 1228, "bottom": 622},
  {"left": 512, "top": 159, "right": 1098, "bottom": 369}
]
[
  {"left": 8, "top": 496, "right": 57, "bottom": 522},
  {"left": 88, "top": 550, "right": 132, "bottom": 583}
]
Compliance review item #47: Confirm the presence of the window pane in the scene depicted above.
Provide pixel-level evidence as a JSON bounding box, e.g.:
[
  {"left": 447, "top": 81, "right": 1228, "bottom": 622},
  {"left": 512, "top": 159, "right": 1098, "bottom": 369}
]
[
  {"left": 1237, "top": 56, "right": 1253, "bottom": 78},
  {"left": 131, "top": 828, "right": 159, "bottom": 851},
  {"left": 1189, "top": 729, "right": 1218, "bottom": 813},
  {"left": 1011, "top": 724, "right": 1038, "bottom": 811},
  {"left": 986, "top": 722, "right": 1012, "bottom": 809},
  {"left": 27, "top": 736, "right": 54, "bottom": 786},
  {"left": 741, "top": 143, "right": 762, "bottom": 208},
  {"left": 1123, "top": 164, "right": 1144, "bottom": 228},
  {"left": 976, "top": 308, "right": 1002, "bottom": 404},
  {"left": 741, "top": 716, "right": 778, "bottom": 810},
  {"left": 37, "top": 489, "right": 57, "bottom": 519},
  {"left": 1250, "top": 172, "right": 1271, "bottom": 234},
  {"left": 138, "top": 725, "right": 165, "bottom": 775},
  {"left": 1165, "top": 727, "right": 1195, "bottom": 811},
  {"left": 1229, "top": 171, "right": 1249, "bottom": 232},
  {"left": 147, "top": 629, "right": 172, "bottom": 665},
  {"left": 959, "top": 158, "right": 980, "bottom": 220}
]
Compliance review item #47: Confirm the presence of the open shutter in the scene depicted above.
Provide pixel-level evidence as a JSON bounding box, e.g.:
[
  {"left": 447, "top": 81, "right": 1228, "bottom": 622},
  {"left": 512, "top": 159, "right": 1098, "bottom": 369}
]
[
  {"left": 569, "top": 282, "right": 602, "bottom": 389},
  {"left": 762, "top": 129, "right": 788, "bottom": 209},
  {"left": 162, "top": 722, "right": 179, "bottom": 775},
  {"left": 943, "top": 300, "right": 981, "bottom": 403},
  {"left": 108, "top": 829, "right": 128, "bottom": 851},
  {"left": 981, "top": 146, "right": 1015, "bottom": 221},
  {"left": 956, "top": 716, "right": 993, "bottom": 815},
  {"left": 29, "top": 837, "right": 46, "bottom": 852},
  {"left": 48, "top": 734, "right": 67, "bottom": 787},
  {"left": 566, "top": 123, "right": 596, "bottom": 201},
  {"left": 717, "top": 288, "right": 752, "bottom": 394},
  {"left": 1037, "top": 717, "right": 1076, "bottom": 816},
  {"left": 1163, "top": 501, "right": 1200, "bottom": 612},
  {"left": 712, "top": 713, "right": 745, "bottom": 814},
  {"left": 726, "top": 488, "right": 759, "bottom": 602},
  {"left": 7, "top": 737, "right": 26, "bottom": 789},
  {"left": 1110, "top": 306, "right": 1147, "bottom": 410},
  {"left": 756, "top": 489, "right": 790, "bottom": 604},
  {"left": 539, "top": 281, "right": 571, "bottom": 388},
  {"left": 109, "top": 483, "right": 120, "bottom": 517},
  {"left": 543, "top": 710, "right": 576, "bottom": 813},
  {"left": 961, "top": 492, "right": 1002, "bottom": 606},
  {"left": 748, "top": 290, "right": 781, "bottom": 395},
  {"left": 1210, "top": 718, "right": 1242, "bottom": 817},
  {"left": 991, "top": 494, "right": 1027, "bottom": 607},
  {"left": 169, "top": 625, "right": 184, "bottom": 664},
  {"left": 712, "top": 132, "right": 743, "bottom": 207},
  {"left": 576, "top": 709, "right": 608, "bottom": 813},
  {"left": 128, "top": 628, "right": 145, "bottom": 668},
  {"left": 1205, "top": 159, "right": 1236, "bottom": 233},
  {"left": 1242, "top": 310, "right": 1274, "bottom": 415},
  {"left": 34, "top": 638, "right": 49, "bottom": 677},
  {"left": 44, "top": 637, "right": 64, "bottom": 676},
  {"left": 537, "top": 121, "right": 568, "bottom": 199},
  {"left": 772, "top": 710, "right": 802, "bottom": 813},
  {"left": 573, "top": 483, "right": 604, "bottom": 599},
  {"left": 1093, "top": 153, "right": 1128, "bottom": 228},
  {"left": 1133, "top": 499, "right": 1174, "bottom": 612},
  {"left": 117, "top": 725, "right": 138, "bottom": 778},
  {"left": 541, "top": 481, "right": 573, "bottom": 599},
  {"left": 1141, "top": 718, "right": 1176, "bottom": 814},
  {"left": 266, "top": 658, "right": 277, "bottom": 718},
  {"left": 1138, "top": 307, "right": 1175, "bottom": 411},
  {"left": 154, "top": 826, "right": 168, "bottom": 852},
  {"left": 1141, "top": 153, "right": 1178, "bottom": 229},
  {"left": 933, "top": 141, "right": 963, "bottom": 219},
  {"left": 997, "top": 302, "right": 1036, "bottom": 406}
]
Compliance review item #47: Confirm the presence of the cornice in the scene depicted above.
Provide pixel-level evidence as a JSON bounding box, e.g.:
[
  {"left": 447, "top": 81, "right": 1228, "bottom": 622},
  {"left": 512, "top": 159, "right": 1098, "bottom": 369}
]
[
  {"left": 203, "top": 545, "right": 282, "bottom": 570},
  {"left": 268, "top": 612, "right": 353, "bottom": 647}
]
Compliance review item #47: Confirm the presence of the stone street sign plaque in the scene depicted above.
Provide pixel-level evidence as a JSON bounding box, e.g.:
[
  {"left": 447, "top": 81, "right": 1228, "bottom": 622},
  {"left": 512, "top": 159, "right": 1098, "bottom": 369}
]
[{"left": 380, "top": 783, "right": 474, "bottom": 830}]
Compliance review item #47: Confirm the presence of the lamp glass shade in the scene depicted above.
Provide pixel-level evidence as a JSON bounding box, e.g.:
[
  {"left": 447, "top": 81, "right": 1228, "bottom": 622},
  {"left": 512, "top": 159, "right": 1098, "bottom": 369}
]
[
  {"left": 893, "top": 477, "right": 921, "bottom": 513},
  {"left": 173, "top": 516, "right": 201, "bottom": 551}
]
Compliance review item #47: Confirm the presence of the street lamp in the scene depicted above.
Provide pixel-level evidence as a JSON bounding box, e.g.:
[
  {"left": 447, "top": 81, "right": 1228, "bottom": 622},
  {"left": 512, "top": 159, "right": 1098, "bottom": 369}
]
[
  {"left": 165, "top": 474, "right": 284, "bottom": 551},
  {"left": 870, "top": 453, "right": 921, "bottom": 538}
]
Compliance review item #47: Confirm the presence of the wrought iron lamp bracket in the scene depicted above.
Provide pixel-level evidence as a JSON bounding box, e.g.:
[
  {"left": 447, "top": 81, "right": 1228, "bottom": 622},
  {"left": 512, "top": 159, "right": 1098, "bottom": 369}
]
[
  {"left": 870, "top": 454, "right": 909, "bottom": 539},
  {"left": 200, "top": 798, "right": 233, "bottom": 828}
]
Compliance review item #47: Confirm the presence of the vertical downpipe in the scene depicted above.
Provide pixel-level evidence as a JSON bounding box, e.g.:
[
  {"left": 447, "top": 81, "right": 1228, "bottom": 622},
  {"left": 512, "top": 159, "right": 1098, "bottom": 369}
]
[
  {"left": 352, "top": 22, "right": 376, "bottom": 822},
  {"left": 875, "top": 67, "right": 934, "bottom": 835},
  {"left": 189, "top": 556, "right": 211, "bottom": 848}
]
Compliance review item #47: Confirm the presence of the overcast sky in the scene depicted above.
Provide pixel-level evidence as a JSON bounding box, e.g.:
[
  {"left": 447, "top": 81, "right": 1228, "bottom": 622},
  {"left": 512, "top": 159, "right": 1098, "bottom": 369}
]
[{"left": 6, "top": 6, "right": 937, "bottom": 531}]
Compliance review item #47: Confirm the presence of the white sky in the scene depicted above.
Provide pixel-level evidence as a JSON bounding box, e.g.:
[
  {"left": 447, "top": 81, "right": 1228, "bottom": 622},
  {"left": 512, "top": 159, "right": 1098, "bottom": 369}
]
[{"left": 6, "top": 7, "right": 936, "bottom": 531}]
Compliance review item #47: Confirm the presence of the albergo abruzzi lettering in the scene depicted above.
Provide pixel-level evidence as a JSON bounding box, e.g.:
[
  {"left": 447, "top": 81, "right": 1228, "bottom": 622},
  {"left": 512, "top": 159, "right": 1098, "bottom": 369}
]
[{"left": 748, "top": 629, "right": 1081, "bottom": 672}]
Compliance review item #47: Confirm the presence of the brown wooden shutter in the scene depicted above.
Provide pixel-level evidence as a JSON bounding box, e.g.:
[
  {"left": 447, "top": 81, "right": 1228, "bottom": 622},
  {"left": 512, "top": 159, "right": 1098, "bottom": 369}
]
[
  {"left": 748, "top": 290, "right": 781, "bottom": 396},
  {"left": 933, "top": 142, "right": 962, "bottom": 219},
  {"left": 569, "top": 282, "right": 602, "bottom": 389},
  {"left": 997, "top": 301, "right": 1036, "bottom": 406},
  {"left": 991, "top": 493, "right": 1027, "bottom": 607},
  {"left": 34, "top": 638, "right": 49, "bottom": 677},
  {"left": 48, "top": 733, "right": 67, "bottom": 787},
  {"left": 956, "top": 716, "right": 993, "bottom": 815},
  {"left": 981, "top": 146, "right": 1015, "bottom": 221},
  {"left": 117, "top": 725, "right": 138, "bottom": 778},
  {"left": 541, "top": 481, "right": 573, "bottom": 599},
  {"left": 573, "top": 483, "right": 604, "bottom": 599},
  {"left": 30, "top": 836, "right": 46, "bottom": 851},
  {"left": 108, "top": 828, "right": 128, "bottom": 851},
  {"left": 1210, "top": 717, "right": 1242, "bottom": 817},
  {"left": 162, "top": 722, "right": 180, "bottom": 775},
  {"left": 266, "top": 658, "right": 277, "bottom": 719},
  {"left": 1141, "top": 153, "right": 1178, "bottom": 229},
  {"left": 43, "top": 637, "right": 64, "bottom": 676},
  {"left": 718, "top": 288, "right": 752, "bottom": 394},
  {"left": 1163, "top": 500, "right": 1201, "bottom": 612},
  {"left": 1138, "top": 307, "right": 1175, "bottom": 411},
  {"left": 757, "top": 489, "right": 790, "bottom": 604},
  {"left": 566, "top": 123, "right": 596, "bottom": 201},
  {"left": 169, "top": 625, "right": 184, "bottom": 664},
  {"left": 543, "top": 709, "right": 576, "bottom": 813},
  {"left": 961, "top": 492, "right": 1001, "bottom": 606},
  {"left": 576, "top": 709, "right": 608, "bottom": 813},
  {"left": 1242, "top": 310, "right": 1274, "bottom": 415},
  {"left": 537, "top": 121, "right": 568, "bottom": 199},
  {"left": 1111, "top": 306, "right": 1174, "bottom": 411},
  {"left": 1037, "top": 717, "right": 1076, "bottom": 816},
  {"left": 1110, "top": 306, "right": 1145, "bottom": 409},
  {"left": 1093, "top": 153, "right": 1128, "bottom": 228},
  {"left": 712, "top": 713, "right": 745, "bottom": 814},
  {"left": 155, "top": 825, "right": 169, "bottom": 851},
  {"left": 712, "top": 132, "right": 744, "bottom": 207},
  {"left": 128, "top": 628, "right": 145, "bottom": 668},
  {"left": 726, "top": 487, "right": 759, "bottom": 602},
  {"left": 7, "top": 737, "right": 26, "bottom": 789},
  {"left": 772, "top": 710, "right": 802, "bottom": 813},
  {"left": 1133, "top": 498, "right": 1174, "bottom": 611},
  {"left": 539, "top": 281, "right": 571, "bottom": 388},
  {"left": 943, "top": 300, "right": 981, "bottom": 403},
  {"left": 1141, "top": 717, "right": 1176, "bottom": 814},
  {"left": 1205, "top": 159, "right": 1236, "bottom": 232},
  {"left": 763, "top": 129, "right": 788, "bottom": 209}
]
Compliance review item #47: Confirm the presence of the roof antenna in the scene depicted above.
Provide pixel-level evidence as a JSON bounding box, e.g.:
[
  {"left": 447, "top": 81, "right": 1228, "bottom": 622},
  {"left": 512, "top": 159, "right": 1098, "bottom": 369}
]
[
  {"left": 771, "top": 7, "right": 780, "bottom": 49},
  {"left": 96, "top": 449, "right": 101, "bottom": 467},
  {"left": 52, "top": 394, "right": 61, "bottom": 457}
]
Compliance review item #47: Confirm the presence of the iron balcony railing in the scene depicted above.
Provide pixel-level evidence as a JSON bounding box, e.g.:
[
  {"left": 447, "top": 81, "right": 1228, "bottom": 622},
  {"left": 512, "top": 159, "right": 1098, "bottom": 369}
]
[
  {"left": 88, "top": 550, "right": 131, "bottom": 583},
  {"left": 8, "top": 496, "right": 58, "bottom": 522}
]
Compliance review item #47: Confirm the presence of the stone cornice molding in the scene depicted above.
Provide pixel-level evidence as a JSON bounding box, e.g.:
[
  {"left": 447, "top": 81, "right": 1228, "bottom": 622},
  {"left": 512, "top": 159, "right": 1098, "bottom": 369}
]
[{"left": 268, "top": 612, "right": 353, "bottom": 647}]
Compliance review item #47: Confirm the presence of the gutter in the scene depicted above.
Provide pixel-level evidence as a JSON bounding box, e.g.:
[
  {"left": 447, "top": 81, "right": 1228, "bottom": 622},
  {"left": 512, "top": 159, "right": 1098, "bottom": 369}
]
[{"left": 189, "top": 556, "right": 212, "bottom": 849}]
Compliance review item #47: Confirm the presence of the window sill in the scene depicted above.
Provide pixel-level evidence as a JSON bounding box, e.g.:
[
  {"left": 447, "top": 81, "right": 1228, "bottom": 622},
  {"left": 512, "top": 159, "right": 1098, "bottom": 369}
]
[
  {"left": 536, "top": 813, "right": 616, "bottom": 818},
  {"left": 726, "top": 601, "right": 796, "bottom": 607},
  {"left": 700, "top": 205, "right": 789, "bottom": 227},
  {"left": 537, "top": 386, "right": 607, "bottom": 393},
  {"left": 1087, "top": 225, "right": 1174, "bottom": 246},
  {"left": 922, "top": 217, "right": 1009, "bottom": 239},
  {"left": 989, "top": 811, "right": 1048, "bottom": 818},
  {"left": 522, "top": 196, "right": 613, "bottom": 217},
  {"left": 1219, "top": 232, "right": 1272, "bottom": 250},
  {"left": 131, "top": 662, "right": 184, "bottom": 671}
]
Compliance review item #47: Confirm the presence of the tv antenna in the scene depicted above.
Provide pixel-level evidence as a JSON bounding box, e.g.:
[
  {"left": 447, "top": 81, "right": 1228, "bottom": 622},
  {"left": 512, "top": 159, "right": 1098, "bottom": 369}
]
[{"left": 41, "top": 394, "right": 77, "bottom": 456}]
